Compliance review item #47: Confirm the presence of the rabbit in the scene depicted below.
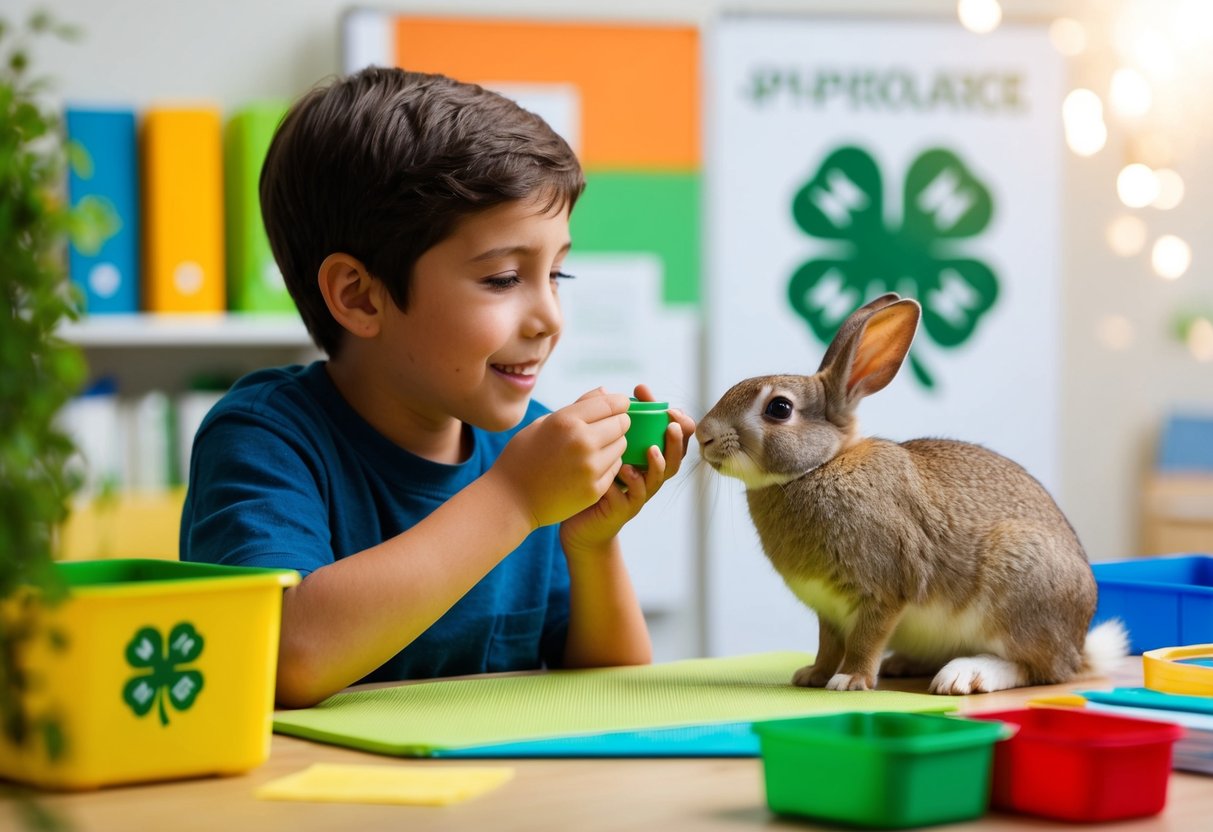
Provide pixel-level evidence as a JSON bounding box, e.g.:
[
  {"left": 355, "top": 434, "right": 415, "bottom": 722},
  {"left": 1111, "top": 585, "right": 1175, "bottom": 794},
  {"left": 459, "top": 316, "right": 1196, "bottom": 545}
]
[{"left": 695, "top": 293, "right": 1127, "bottom": 694}]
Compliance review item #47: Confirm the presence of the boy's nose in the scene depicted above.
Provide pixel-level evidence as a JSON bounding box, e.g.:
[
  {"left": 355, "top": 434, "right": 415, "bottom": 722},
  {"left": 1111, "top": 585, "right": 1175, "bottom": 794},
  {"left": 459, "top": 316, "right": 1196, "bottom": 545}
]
[{"left": 524, "top": 285, "right": 562, "bottom": 339}]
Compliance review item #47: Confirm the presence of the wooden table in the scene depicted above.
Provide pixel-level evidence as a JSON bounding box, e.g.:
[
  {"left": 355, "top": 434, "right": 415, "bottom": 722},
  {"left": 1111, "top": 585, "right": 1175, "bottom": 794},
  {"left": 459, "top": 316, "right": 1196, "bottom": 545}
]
[{"left": 6, "top": 658, "right": 1212, "bottom": 831}]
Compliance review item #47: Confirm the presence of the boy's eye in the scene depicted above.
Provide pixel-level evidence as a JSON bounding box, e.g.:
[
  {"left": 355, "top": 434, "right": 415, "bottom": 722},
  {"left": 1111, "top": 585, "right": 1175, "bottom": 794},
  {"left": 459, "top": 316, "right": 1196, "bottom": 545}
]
[
  {"left": 482, "top": 271, "right": 574, "bottom": 291},
  {"left": 484, "top": 274, "right": 522, "bottom": 290}
]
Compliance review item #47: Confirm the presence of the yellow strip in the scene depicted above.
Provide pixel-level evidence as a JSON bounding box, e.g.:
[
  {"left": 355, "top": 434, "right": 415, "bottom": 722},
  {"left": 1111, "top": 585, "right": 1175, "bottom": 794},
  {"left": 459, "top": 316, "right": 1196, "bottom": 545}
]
[{"left": 256, "top": 763, "right": 515, "bottom": 806}]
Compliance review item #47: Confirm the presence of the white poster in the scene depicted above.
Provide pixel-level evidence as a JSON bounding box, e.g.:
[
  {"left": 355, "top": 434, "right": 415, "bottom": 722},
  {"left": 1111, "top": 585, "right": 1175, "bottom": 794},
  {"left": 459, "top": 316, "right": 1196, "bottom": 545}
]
[{"left": 705, "top": 17, "right": 1063, "bottom": 657}]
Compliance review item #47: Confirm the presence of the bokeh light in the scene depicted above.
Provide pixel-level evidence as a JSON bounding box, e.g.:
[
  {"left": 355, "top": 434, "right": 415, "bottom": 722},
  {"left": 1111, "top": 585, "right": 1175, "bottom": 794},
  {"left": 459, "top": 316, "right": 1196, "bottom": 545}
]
[
  {"left": 1063, "top": 89, "right": 1107, "bottom": 156},
  {"left": 957, "top": 0, "right": 1002, "bottom": 34},
  {"left": 1152, "top": 234, "right": 1192, "bottom": 280},
  {"left": 1117, "top": 164, "right": 1160, "bottom": 208},
  {"left": 1109, "top": 68, "right": 1152, "bottom": 118}
]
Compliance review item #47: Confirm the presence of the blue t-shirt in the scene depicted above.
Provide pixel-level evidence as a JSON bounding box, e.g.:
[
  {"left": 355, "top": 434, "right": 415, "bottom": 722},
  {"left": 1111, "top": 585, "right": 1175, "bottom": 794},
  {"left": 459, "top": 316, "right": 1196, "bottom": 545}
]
[{"left": 179, "top": 361, "right": 570, "bottom": 684}]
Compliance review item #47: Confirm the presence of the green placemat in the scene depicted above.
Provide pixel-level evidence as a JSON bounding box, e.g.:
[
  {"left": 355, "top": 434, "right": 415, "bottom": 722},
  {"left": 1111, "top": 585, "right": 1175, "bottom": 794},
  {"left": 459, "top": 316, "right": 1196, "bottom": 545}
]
[{"left": 273, "top": 652, "right": 953, "bottom": 756}]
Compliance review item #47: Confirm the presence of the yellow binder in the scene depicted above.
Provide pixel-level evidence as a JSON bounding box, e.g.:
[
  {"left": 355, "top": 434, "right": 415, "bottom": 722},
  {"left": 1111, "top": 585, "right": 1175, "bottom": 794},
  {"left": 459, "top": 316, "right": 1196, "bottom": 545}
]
[{"left": 142, "top": 107, "right": 225, "bottom": 312}]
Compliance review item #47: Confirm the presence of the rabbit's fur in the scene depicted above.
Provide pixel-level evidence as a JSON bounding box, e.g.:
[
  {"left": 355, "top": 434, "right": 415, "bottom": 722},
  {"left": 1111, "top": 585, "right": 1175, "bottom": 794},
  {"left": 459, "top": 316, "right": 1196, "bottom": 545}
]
[{"left": 696, "top": 294, "right": 1126, "bottom": 694}]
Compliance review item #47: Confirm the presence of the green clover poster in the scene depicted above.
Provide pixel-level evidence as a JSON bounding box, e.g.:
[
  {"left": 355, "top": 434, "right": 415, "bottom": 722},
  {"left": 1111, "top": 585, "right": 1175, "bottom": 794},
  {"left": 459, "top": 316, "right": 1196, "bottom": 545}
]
[{"left": 705, "top": 17, "right": 1063, "bottom": 657}]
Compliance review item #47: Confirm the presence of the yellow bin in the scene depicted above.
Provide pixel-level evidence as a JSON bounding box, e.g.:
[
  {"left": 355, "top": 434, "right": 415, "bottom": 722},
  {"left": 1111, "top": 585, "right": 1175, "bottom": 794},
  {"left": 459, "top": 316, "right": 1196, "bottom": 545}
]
[
  {"left": 0, "top": 559, "right": 299, "bottom": 790},
  {"left": 1142, "top": 644, "right": 1213, "bottom": 696}
]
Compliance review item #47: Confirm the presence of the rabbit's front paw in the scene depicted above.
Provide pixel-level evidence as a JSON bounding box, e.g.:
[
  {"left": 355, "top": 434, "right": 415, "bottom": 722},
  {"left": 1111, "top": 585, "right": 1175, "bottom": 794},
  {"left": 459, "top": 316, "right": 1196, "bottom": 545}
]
[
  {"left": 791, "top": 664, "right": 834, "bottom": 687},
  {"left": 825, "top": 672, "right": 874, "bottom": 691},
  {"left": 929, "top": 656, "right": 1026, "bottom": 695}
]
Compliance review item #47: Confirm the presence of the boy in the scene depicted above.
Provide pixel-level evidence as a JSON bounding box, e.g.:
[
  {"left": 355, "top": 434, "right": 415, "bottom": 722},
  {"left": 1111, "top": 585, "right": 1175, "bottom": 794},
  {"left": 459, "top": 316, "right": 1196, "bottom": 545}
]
[{"left": 179, "top": 67, "right": 695, "bottom": 708}]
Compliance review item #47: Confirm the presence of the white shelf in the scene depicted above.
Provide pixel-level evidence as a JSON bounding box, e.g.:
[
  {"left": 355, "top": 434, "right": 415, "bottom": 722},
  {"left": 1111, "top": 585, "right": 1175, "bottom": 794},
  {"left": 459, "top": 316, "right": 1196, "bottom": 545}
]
[{"left": 60, "top": 314, "right": 313, "bottom": 348}]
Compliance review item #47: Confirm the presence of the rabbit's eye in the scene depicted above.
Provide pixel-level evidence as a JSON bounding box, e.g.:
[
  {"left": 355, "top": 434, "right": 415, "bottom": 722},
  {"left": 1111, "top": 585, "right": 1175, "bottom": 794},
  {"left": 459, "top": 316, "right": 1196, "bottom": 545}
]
[{"left": 764, "top": 397, "right": 794, "bottom": 421}]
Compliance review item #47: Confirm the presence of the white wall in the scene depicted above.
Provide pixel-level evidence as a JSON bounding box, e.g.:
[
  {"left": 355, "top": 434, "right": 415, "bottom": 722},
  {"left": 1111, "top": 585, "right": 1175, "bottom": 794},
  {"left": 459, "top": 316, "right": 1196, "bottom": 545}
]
[{"left": 14, "top": 0, "right": 1213, "bottom": 657}]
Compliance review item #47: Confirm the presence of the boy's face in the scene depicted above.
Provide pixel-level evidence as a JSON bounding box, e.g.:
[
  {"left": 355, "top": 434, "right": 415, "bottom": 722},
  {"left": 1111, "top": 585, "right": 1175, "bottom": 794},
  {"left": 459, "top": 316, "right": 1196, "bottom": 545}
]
[{"left": 379, "top": 195, "right": 571, "bottom": 433}]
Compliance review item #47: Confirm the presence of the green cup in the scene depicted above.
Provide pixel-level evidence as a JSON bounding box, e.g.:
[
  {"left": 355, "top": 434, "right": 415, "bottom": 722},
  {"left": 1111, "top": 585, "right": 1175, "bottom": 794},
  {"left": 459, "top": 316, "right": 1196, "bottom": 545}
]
[{"left": 623, "top": 400, "right": 670, "bottom": 467}]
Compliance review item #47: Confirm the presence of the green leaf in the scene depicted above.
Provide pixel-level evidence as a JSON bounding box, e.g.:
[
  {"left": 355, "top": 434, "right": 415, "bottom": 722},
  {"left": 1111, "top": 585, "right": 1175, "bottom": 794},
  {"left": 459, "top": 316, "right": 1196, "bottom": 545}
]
[
  {"left": 791, "top": 146, "right": 884, "bottom": 241},
  {"left": 901, "top": 148, "right": 993, "bottom": 241},
  {"left": 66, "top": 139, "right": 92, "bottom": 178},
  {"left": 166, "top": 622, "right": 204, "bottom": 664},
  {"left": 915, "top": 259, "right": 999, "bottom": 347},
  {"left": 788, "top": 258, "right": 870, "bottom": 345},
  {"left": 38, "top": 717, "right": 66, "bottom": 761},
  {"left": 908, "top": 351, "right": 936, "bottom": 390},
  {"left": 165, "top": 670, "right": 204, "bottom": 711},
  {"left": 69, "top": 194, "right": 121, "bottom": 255},
  {"left": 122, "top": 675, "right": 159, "bottom": 718},
  {"left": 124, "top": 627, "right": 163, "bottom": 670}
]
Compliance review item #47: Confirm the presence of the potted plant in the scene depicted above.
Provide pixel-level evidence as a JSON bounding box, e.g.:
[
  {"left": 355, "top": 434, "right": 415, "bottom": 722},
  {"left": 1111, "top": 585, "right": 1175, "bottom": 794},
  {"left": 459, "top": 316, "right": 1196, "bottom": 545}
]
[
  {"left": 1, "top": 11, "right": 299, "bottom": 796},
  {"left": 1, "top": 6, "right": 89, "bottom": 769},
  {"left": 0, "top": 9, "right": 94, "bottom": 821}
]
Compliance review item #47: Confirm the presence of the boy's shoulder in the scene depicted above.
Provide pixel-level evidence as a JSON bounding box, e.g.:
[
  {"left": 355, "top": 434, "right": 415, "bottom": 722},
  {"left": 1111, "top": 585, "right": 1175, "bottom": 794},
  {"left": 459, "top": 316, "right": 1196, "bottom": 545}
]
[
  {"left": 202, "top": 362, "right": 331, "bottom": 432},
  {"left": 218, "top": 362, "right": 319, "bottom": 407}
]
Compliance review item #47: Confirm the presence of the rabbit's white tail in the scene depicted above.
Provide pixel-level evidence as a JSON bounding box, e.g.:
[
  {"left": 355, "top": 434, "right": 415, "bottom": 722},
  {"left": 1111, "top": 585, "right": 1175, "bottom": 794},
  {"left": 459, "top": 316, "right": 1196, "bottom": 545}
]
[{"left": 1082, "top": 619, "right": 1130, "bottom": 676}]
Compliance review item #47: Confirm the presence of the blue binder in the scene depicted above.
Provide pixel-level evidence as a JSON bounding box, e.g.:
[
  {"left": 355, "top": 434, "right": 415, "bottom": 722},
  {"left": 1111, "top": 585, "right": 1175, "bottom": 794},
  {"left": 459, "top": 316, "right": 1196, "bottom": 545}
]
[
  {"left": 1158, "top": 413, "right": 1213, "bottom": 472},
  {"left": 66, "top": 107, "right": 140, "bottom": 314}
]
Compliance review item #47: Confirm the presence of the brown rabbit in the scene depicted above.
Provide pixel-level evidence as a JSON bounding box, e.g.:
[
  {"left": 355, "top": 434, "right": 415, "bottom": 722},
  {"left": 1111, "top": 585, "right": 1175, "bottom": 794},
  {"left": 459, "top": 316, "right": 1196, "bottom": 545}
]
[{"left": 696, "top": 293, "right": 1126, "bottom": 694}]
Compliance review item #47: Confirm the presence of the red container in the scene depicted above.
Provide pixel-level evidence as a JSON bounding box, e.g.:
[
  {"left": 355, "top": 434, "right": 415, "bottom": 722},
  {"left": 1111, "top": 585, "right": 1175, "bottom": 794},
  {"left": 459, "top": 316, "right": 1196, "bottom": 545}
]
[{"left": 969, "top": 708, "right": 1183, "bottom": 822}]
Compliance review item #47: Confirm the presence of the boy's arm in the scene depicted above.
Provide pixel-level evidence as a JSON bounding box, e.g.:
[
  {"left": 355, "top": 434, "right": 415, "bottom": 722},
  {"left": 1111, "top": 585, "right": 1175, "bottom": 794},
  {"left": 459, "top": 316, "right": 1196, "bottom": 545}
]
[
  {"left": 275, "top": 392, "right": 632, "bottom": 707},
  {"left": 558, "top": 399, "right": 696, "bottom": 668},
  {"left": 275, "top": 470, "right": 534, "bottom": 707},
  {"left": 561, "top": 535, "right": 652, "bottom": 667}
]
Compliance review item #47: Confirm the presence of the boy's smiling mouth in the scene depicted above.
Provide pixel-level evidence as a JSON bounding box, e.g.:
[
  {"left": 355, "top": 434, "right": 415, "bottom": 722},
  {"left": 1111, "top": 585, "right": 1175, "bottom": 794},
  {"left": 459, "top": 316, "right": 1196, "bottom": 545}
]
[
  {"left": 492, "top": 362, "right": 538, "bottom": 376},
  {"left": 490, "top": 361, "right": 542, "bottom": 390}
]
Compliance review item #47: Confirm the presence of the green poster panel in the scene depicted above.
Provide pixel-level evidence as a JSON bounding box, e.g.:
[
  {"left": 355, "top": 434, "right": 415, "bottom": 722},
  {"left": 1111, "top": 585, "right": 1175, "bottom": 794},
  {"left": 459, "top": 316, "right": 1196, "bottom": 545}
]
[{"left": 570, "top": 172, "right": 700, "bottom": 306}]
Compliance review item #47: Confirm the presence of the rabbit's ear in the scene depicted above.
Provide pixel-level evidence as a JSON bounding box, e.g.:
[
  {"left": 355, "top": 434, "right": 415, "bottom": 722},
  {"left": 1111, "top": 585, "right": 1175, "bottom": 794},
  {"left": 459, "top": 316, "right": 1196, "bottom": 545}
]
[
  {"left": 823, "top": 298, "right": 920, "bottom": 408},
  {"left": 817, "top": 293, "right": 903, "bottom": 373}
]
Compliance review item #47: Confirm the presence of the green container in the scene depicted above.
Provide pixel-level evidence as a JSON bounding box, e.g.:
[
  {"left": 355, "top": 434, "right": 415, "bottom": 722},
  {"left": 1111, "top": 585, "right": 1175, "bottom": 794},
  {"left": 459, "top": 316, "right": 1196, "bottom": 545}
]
[
  {"left": 623, "top": 400, "right": 670, "bottom": 466},
  {"left": 753, "top": 712, "right": 1008, "bottom": 829}
]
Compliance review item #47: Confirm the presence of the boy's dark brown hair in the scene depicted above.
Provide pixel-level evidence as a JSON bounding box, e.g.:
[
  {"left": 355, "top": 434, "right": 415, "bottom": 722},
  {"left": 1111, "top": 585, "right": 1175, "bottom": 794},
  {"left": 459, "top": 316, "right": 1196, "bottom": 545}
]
[{"left": 260, "top": 67, "right": 585, "bottom": 356}]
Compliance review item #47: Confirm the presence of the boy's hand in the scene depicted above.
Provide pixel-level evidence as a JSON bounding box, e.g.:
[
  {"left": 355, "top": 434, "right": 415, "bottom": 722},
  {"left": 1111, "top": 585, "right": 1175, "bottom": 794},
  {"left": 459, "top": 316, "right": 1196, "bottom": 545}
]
[
  {"left": 492, "top": 388, "right": 631, "bottom": 529},
  {"left": 559, "top": 384, "right": 696, "bottom": 560}
]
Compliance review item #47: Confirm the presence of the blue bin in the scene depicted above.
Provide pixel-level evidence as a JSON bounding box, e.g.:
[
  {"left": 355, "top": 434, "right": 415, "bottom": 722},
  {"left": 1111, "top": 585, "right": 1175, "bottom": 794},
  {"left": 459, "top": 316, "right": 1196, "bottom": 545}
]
[{"left": 1092, "top": 554, "right": 1213, "bottom": 653}]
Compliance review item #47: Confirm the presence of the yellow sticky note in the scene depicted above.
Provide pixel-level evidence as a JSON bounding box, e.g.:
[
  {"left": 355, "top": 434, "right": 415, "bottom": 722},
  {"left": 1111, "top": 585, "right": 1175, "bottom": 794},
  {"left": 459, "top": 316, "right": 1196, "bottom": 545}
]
[{"left": 255, "top": 763, "right": 514, "bottom": 806}]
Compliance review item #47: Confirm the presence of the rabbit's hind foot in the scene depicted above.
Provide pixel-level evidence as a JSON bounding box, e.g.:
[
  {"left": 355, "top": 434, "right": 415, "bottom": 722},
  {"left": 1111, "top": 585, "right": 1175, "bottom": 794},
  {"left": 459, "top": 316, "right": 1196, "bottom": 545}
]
[{"left": 928, "top": 655, "right": 1026, "bottom": 695}]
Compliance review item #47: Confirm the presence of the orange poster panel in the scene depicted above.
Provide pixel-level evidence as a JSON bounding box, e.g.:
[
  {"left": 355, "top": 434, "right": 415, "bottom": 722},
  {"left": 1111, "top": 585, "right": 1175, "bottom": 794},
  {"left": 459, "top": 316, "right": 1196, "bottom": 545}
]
[{"left": 393, "top": 17, "right": 699, "bottom": 170}]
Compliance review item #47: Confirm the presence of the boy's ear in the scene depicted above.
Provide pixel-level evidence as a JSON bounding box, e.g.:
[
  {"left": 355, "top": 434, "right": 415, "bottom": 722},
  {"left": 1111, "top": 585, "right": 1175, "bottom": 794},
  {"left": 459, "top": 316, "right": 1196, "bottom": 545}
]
[{"left": 317, "top": 252, "right": 386, "bottom": 339}]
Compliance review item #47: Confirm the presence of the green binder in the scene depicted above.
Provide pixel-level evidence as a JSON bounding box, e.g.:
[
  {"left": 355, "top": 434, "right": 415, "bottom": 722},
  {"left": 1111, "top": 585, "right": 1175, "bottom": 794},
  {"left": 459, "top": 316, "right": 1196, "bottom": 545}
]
[{"left": 224, "top": 101, "right": 294, "bottom": 313}]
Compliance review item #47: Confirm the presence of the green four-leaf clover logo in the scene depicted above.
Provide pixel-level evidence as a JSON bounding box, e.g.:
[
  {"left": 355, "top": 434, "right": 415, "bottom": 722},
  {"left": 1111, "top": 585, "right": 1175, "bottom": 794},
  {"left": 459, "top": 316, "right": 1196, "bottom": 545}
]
[
  {"left": 122, "top": 623, "right": 205, "bottom": 726},
  {"left": 788, "top": 145, "right": 999, "bottom": 389}
]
